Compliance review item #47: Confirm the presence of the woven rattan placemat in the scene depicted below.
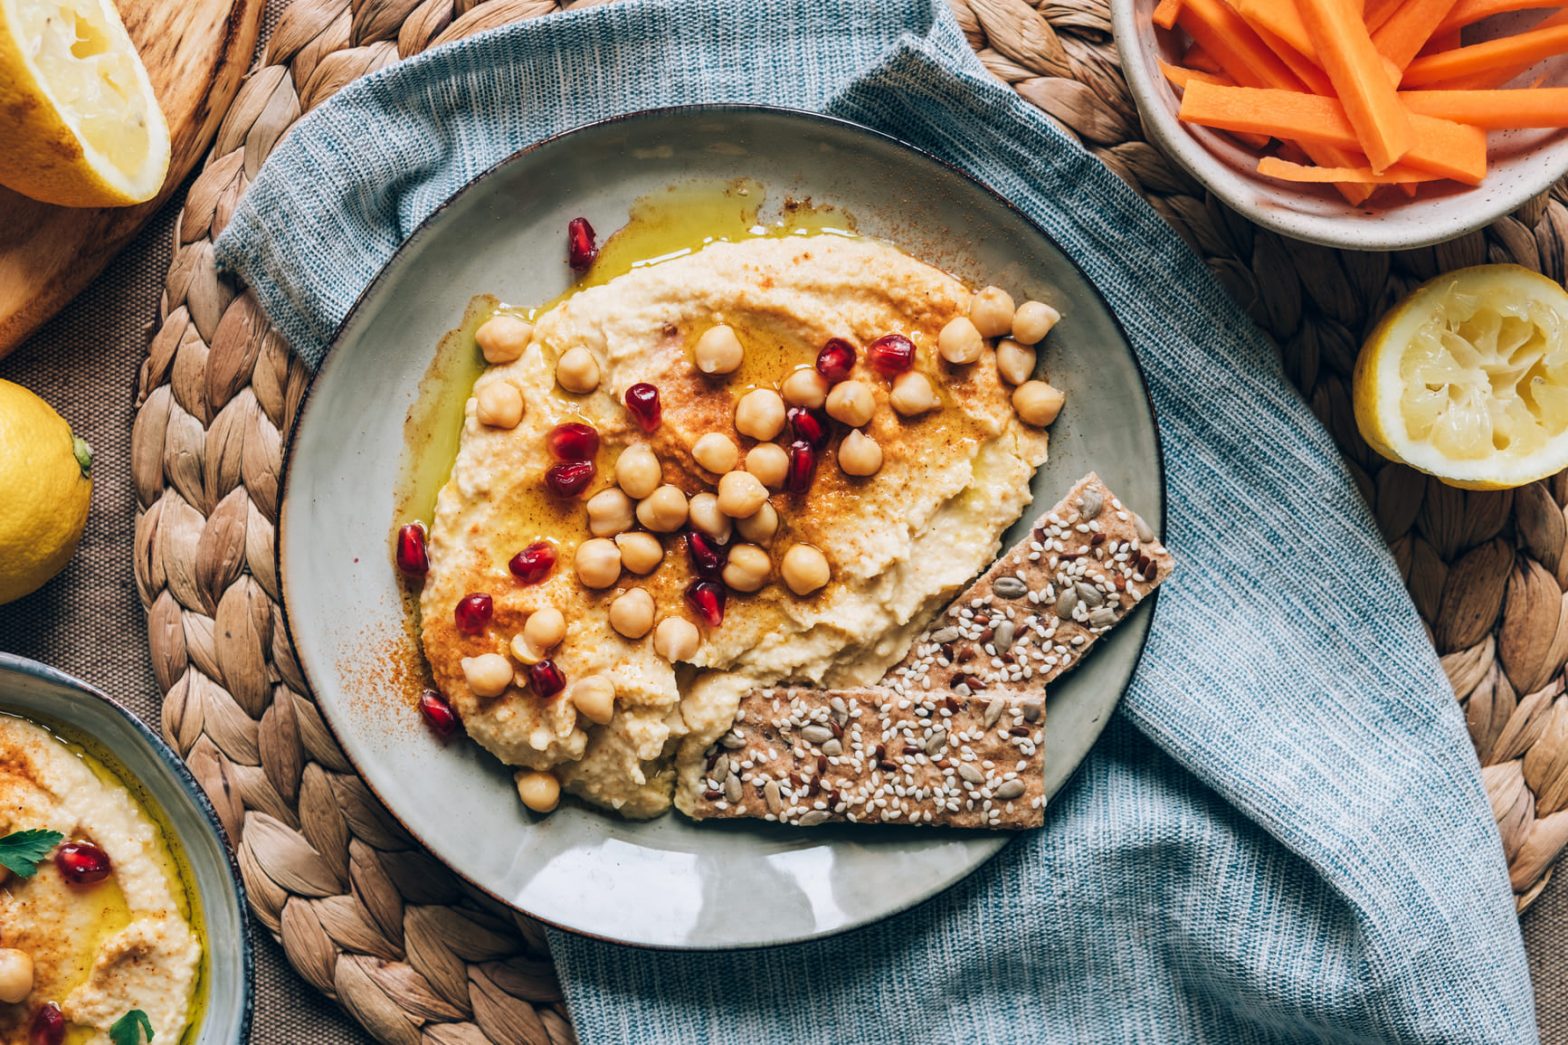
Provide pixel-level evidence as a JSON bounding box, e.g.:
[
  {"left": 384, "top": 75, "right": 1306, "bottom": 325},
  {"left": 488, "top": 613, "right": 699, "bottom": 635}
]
[{"left": 128, "top": 0, "right": 1568, "bottom": 1039}]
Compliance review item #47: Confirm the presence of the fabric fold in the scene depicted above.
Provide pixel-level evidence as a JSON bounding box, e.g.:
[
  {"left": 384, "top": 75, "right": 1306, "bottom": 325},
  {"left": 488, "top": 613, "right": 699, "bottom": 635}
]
[{"left": 214, "top": 0, "right": 1536, "bottom": 1040}]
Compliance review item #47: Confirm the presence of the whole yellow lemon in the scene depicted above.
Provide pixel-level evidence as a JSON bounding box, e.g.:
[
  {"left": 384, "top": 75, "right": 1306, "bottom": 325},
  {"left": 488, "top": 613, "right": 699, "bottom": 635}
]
[{"left": 0, "top": 380, "right": 92, "bottom": 604}]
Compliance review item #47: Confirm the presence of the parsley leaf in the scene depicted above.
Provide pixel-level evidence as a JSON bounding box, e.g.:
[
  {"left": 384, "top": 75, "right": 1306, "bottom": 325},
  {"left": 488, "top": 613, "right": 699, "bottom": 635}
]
[
  {"left": 0, "top": 829, "right": 64, "bottom": 878},
  {"left": 109, "top": 1009, "right": 154, "bottom": 1045}
]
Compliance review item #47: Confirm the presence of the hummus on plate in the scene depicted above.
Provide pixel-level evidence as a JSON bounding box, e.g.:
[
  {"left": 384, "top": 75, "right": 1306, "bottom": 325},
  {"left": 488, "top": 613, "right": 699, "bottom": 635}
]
[
  {"left": 0, "top": 716, "right": 200, "bottom": 1045},
  {"left": 418, "top": 233, "right": 1056, "bottom": 818}
]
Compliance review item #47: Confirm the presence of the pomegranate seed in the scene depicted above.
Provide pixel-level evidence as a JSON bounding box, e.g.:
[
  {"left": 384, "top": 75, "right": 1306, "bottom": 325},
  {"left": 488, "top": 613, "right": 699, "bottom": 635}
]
[
  {"left": 816, "top": 338, "right": 856, "bottom": 384},
  {"left": 548, "top": 422, "right": 600, "bottom": 461},
  {"left": 787, "top": 440, "right": 818, "bottom": 495},
  {"left": 567, "top": 217, "right": 597, "bottom": 271},
  {"left": 30, "top": 1003, "right": 65, "bottom": 1045},
  {"left": 624, "top": 383, "right": 662, "bottom": 432},
  {"left": 528, "top": 659, "right": 567, "bottom": 698},
  {"left": 787, "top": 407, "right": 829, "bottom": 449},
  {"left": 395, "top": 523, "right": 429, "bottom": 578},
  {"left": 454, "top": 593, "right": 493, "bottom": 635},
  {"left": 545, "top": 460, "right": 596, "bottom": 497},
  {"left": 685, "top": 580, "right": 727, "bottom": 628},
  {"left": 687, "top": 531, "right": 729, "bottom": 581},
  {"left": 867, "top": 333, "right": 915, "bottom": 376},
  {"left": 509, "top": 541, "right": 557, "bottom": 585},
  {"left": 418, "top": 689, "right": 460, "bottom": 738},
  {"left": 55, "top": 841, "right": 111, "bottom": 885}
]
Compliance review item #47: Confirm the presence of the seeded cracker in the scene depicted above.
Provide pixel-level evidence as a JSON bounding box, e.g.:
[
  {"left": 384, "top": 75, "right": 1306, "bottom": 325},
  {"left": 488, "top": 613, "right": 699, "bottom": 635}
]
[{"left": 687, "top": 473, "right": 1172, "bottom": 828}]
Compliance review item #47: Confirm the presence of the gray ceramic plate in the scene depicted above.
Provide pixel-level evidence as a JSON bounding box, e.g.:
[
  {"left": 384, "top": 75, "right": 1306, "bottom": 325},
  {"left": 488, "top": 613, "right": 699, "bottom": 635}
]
[
  {"left": 280, "top": 106, "right": 1163, "bottom": 949},
  {"left": 0, "top": 653, "right": 252, "bottom": 1042}
]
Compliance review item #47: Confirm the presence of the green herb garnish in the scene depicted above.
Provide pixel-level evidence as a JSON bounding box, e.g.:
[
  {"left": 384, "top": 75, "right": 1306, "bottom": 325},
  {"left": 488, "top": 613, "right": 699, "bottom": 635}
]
[
  {"left": 109, "top": 1009, "right": 154, "bottom": 1045},
  {"left": 0, "top": 829, "right": 64, "bottom": 878}
]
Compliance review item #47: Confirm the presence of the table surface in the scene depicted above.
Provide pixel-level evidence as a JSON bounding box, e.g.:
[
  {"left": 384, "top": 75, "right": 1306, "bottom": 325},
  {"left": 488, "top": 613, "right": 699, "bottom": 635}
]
[{"left": 0, "top": 5, "right": 1561, "bottom": 1042}]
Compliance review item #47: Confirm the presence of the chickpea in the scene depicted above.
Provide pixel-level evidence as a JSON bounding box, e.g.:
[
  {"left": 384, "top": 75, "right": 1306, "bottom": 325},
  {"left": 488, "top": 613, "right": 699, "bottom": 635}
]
[
  {"left": 734, "top": 388, "right": 786, "bottom": 440},
  {"left": 1011, "top": 300, "right": 1060, "bottom": 345},
  {"left": 889, "top": 371, "right": 936, "bottom": 417},
  {"left": 615, "top": 531, "right": 665, "bottom": 574},
  {"left": 524, "top": 607, "right": 567, "bottom": 652},
  {"left": 461, "top": 653, "right": 513, "bottom": 698},
  {"left": 722, "top": 543, "right": 772, "bottom": 592},
  {"left": 474, "top": 380, "right": 524, "bottom": 429},
  {"left": 717, "top": 470, "right": 769, "bottom": 518},
  {"left": 509, "top": 631, "right": 544, "bottom": 665},
  {"left": 688, "top": 492, "right": 733, "bottom": 541},
  {"left": 615, "top": 444, "right": 663, "bottom": 500},
  {"left": 694, "top": 324, "right": 744, "bottom": 375},
  {"left": 653, "top": 616, "right": 701, "bottom": 662},
  {"left": 736, "top": 501, "right": 779, "bottom": 543},
  {"left": 825, "top": 380, "right": 875, "bottom": 427},
  {"left": 570, "top": 674, "right": 616, "bottom": 726},
  {"left": 586, "top": 488, "right": 635, "bottom": 537},
  {"left": 781, "top": 544, "right": 831, "bottom": 595},
  {"left": 781, "top": 368, "right": 828, "bottom": 408},
  {"left": 969, "top": 286, "right": 1015, "bottom": 338},
  {"left": 838, "top": 429, "right": 883, "bottom": 477},
  {"left": 575, "top": 537, "right": 623, "bottom": 588},
  {"left": 475, "top": 315, "right": 532, "bottom": 364},
  {"left": 636, "top": 485, "right": 690, "bottom": 533},
  {"left": 1013, "top": 380, "right": 1065, "bottom": 427},
  {"left": 0, "top": 948, "right": 33, "bottom": 1005},
  {"left": 995, "top": 339, "right": 1037, "bottom": 386},
  {"left": 609, "top": 588, "right": 656, "bottom": 639},
  {"left": 692, "top": 432, "right": 740, "bottom": 474},
  {"left": 516, "top": 770, "right": 560, "bottom": 813},
  {"left": 745, "top": 443, "right": 789, "bottom": 489},
  {"left": 555, "top": 346, "right": 601, "bottom": 393},
  {"left": 937, "top": 316, "right": 984, "bottom": 365}
]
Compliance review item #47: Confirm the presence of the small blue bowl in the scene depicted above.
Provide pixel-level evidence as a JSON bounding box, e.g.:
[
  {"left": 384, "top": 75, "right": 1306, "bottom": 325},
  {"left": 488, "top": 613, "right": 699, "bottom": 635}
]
[{"left": 0, "top": 653, "right": 253, "bottom": 1044}]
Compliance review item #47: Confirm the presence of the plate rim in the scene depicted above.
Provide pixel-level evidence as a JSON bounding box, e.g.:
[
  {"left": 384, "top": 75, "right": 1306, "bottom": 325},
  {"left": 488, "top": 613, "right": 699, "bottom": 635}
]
[{"left": 277, "top": 102, "right": 1167, "bottom": 950}]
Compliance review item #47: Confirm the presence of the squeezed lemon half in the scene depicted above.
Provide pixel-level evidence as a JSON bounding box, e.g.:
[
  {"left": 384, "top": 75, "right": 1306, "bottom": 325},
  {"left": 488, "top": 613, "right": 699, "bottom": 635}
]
[
  {"left": 1353, "top": 264, "right": 1568, "bottom": 491},
  {"left": 0, "top": 0, "right": 170, "bottom": 207}
]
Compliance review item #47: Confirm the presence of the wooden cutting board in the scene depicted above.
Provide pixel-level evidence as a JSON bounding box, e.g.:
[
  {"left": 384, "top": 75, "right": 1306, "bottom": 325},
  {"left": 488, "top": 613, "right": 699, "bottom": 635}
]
[{"left": 0, "top": 0, "right": 265, "bottom": 358}]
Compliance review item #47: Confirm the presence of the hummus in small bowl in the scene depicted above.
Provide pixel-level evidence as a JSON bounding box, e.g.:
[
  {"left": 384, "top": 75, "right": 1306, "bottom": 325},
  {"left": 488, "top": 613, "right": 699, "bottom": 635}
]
[{"left": 0, "top": 655, "right": 250, "bottom": 1045}]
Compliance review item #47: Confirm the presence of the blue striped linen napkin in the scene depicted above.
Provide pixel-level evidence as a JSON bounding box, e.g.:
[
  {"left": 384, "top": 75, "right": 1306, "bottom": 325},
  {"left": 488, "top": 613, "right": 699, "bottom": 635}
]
[{"left": 213, "top": 0, "right": 1538, "bottom": 1040}]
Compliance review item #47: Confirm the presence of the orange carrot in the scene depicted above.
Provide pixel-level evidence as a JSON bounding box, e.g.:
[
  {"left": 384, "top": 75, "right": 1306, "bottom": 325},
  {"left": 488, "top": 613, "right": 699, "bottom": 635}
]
[
  {"left": 1402, "top": 21, "right": 1568, "bottom": 84},
  {"left": 1438, "top": 0, "right": 1565, "bottom": 32},
  {"left": 1176, "top": 0, "right": 1308, "bottom": 88},
  {"left": 1177, "top": 80, "right": 1487, "bottom": 182},
  {"left": 1373, "top": 0, "right": 1464, "bottom": 67},
  {"left": 1296, "top": 0, "right": 1415, "bottom": 170},
  {"left": 1153, "top": 0, "right": 1184, "bottom": 29},
  {"left": 1364, "top": 0, "right": 1404, "bottom": 31},
  {"left": 1399, "top": 86, "right": 1568, "bottom": 123},
  {"left": 1257, "top": 156, "right": 1445, "bottom": 181},
  {"left": 1158, "top": 58, "right": 1237, "bottom": 87},
  {"left": 1255, "top": 24, "right": 1338, "bottom": 92},
  {"left": 1232, "top": 0, "right": 1317, "bottom": 59}
]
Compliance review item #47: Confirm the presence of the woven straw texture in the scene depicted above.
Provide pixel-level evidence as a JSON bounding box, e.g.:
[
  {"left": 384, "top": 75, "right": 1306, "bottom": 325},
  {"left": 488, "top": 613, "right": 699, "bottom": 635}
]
[{"left": 128, "top": 0, "right": 1568, "bottom": 1040}]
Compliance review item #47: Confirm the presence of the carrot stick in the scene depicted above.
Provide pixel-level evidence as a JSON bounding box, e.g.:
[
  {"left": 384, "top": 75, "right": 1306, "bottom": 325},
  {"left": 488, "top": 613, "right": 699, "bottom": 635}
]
[
  {"left": 1233, "top": 0, "right": 1317, "bottom": 59},
  {"left": 1296, "top": 0, "right": 1415, "bottom": 170},
  {"left": 1431, "top": 8, "right": 1568, "bottom": 84},
  {"left": 1420, "top": 27, "right": 1463, "bottom": 53},
  {"left": 1177, "top": 80, "right": 1487, "bottom": 182},
  {"left": 1438, "top": 0, "right": 1565, "bottom": 32},
  {"left": 1257, "top": 156, "right": 1445, "bottom": 181},
  {"left": 1153, "top": 0, "right": 1184, "bottom": 28},
  {"left": 1402, "top": 22, "right": 1568, "bottom": 84},
  {"left": 1255, "top": 24, "right": 1338, "bottom": 93},
  {"left": 1373, "top": 0, "right": 1464, "bottom": 67},
  {"left": 1365, "top": 0, "right": 1404, "bottom": 31},
  {"left": 1176, "top": 0, "right": 1308, "bottom": 88},
  {"left": 1399, "top": 86, "right": 1568, "bottom": 123},
  {"left": 1158, "top": 58, "right": 1237, "bottom": 87}
]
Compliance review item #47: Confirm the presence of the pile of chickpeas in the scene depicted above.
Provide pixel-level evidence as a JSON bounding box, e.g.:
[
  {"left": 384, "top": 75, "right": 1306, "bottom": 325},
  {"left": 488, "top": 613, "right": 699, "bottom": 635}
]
[{"left": 466, "top": 285, "right": 1064, "bottom": 814}]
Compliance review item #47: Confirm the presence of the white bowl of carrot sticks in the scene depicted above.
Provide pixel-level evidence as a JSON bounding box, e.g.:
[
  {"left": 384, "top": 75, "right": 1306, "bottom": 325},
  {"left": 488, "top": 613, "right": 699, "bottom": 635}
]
[{"left": 1110, "top": 0, "right": 1568, "bottom": 250}]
